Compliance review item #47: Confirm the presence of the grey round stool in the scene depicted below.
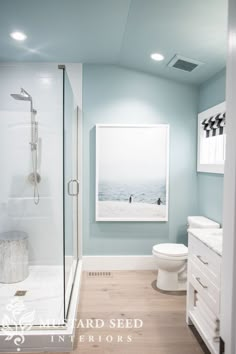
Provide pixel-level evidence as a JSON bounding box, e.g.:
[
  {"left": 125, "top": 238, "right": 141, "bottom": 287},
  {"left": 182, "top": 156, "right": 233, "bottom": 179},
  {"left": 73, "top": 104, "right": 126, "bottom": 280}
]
[{"left": 0, "top": 231, "right": 29, "bottom": 283}]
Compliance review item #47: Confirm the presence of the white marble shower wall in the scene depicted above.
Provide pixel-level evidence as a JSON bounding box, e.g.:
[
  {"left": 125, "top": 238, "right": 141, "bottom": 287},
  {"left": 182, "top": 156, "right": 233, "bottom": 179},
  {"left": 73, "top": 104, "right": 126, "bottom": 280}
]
[{"left": 0, "top": 63, "right": 63, "bottom": 265}]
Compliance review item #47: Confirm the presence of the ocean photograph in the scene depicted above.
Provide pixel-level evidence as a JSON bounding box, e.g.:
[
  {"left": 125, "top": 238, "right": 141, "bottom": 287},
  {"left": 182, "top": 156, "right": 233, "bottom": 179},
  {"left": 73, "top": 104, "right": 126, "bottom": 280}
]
[
  {"left": 96, "top": 125, "right": 169, "bottom": 221},
  {"left": 98, "top": 181, "right": 166, "bottom": 204}
]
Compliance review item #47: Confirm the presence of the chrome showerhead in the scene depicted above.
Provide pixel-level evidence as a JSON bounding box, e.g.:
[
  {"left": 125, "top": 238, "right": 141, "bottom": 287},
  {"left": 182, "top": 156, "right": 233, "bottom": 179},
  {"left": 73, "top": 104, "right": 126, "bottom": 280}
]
[
  {"left": 11, "top": 93, "right": 29, "bottom": 101},
  {"left": 11, "top": 88, "right": 32, "bottom": 101},
  {"left": 11, "top": 88, "right": 33, "bottom": 111},
  {"left": 11, "top": 88, "right": 31, "bottom": 100}
]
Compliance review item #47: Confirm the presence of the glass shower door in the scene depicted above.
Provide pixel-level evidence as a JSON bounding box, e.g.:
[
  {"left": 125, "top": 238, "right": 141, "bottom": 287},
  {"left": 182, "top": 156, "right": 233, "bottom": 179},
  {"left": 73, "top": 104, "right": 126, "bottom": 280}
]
[
  {"left": 0, "top": 64, "right": 65, "bottom": 328},
  {"left": 63, "top": 69, "right": 79, "bottom": 319}
]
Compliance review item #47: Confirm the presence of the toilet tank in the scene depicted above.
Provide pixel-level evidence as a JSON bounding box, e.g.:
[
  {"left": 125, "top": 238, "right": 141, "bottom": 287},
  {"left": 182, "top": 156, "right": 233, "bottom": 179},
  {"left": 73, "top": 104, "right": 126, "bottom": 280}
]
[{"left": 188, "top": 216, "right": 220, "bottom": 229}]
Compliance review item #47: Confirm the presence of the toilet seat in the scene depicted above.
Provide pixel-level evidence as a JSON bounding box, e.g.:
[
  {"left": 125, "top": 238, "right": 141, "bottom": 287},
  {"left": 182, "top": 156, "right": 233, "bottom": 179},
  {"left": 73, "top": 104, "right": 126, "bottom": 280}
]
[{"left": 152, "top": 243, "right": 188, "bottom": 259}]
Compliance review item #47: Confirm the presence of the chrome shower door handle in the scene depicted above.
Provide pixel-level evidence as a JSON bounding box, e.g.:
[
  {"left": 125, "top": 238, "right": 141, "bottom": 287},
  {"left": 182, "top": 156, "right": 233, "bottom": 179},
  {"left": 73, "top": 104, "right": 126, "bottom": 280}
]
[{"left": 67, "top": 179, "right": 79, "bottom": 196}]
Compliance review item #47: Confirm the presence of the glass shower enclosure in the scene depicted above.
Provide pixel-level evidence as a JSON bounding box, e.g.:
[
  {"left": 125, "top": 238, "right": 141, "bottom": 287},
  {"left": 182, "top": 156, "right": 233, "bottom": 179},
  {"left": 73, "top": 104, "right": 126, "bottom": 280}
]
[{"left": 0, "top": 63, "right": 78, "bottom": 327}]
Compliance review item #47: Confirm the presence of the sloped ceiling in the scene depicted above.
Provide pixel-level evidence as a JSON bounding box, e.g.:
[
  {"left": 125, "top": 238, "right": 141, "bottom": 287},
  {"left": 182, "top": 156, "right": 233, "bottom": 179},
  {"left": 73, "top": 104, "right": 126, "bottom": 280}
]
[{"left": 0, "top": 0, "right": 227, "bottom": 84}]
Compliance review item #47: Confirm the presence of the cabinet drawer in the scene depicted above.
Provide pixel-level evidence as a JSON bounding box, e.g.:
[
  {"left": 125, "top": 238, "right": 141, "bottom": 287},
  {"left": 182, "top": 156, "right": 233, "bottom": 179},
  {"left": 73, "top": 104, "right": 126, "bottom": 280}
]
[
  {"left": 188, "top": 259, "right": 220, "bottom": 316},
  {"left": 188, "top": 235, "right": 221, "bottom": 289}
]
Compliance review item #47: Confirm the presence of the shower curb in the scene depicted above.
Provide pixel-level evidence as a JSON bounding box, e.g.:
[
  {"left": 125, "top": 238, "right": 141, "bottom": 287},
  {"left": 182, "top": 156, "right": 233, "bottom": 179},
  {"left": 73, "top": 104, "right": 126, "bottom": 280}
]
[{"left": 0, "top": 261, "right": 82, "bottom": 353}]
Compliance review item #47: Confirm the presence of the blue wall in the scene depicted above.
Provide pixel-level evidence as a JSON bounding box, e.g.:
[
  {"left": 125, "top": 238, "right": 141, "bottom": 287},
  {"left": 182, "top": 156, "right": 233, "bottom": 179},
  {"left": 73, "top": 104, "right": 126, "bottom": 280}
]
[
  {"left": 83, "top": 65, "right": 199, "bottom": 255},
  {"left": 199, "top": 69, "right": 226, "bottom": 112},
  {"left": 198, "top": 69, "right": 226, "bottom": 224}
]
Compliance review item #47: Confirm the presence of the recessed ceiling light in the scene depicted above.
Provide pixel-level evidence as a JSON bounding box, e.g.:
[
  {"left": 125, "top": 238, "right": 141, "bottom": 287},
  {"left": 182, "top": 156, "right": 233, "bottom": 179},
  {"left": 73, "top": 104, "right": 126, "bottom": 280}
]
[
  {"left": 150, "top": 53, "right": 165, "bottom": 61},
  {"left": 10, "top": 31, "right": 27, "bottom": 41}
]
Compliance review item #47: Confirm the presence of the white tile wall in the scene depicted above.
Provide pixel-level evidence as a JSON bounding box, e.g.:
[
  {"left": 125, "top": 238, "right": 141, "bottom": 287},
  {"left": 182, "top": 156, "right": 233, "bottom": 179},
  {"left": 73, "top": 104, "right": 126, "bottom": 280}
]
[{"left": 0, "top": 64, "right": 63, "bottom": 265}]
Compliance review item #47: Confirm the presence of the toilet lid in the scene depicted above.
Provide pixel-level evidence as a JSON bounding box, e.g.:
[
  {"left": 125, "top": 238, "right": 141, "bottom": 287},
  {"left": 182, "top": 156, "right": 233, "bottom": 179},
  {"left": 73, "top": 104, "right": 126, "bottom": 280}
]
[{"left": 153, "top": 243, "right": 188, "bottom": 257}]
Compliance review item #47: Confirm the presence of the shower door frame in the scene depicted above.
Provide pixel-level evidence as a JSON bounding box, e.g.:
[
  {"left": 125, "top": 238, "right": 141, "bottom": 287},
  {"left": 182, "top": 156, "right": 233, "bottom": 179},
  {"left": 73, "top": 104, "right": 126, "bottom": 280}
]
[{"left": 60, "top": 64, "right": 79, "bottom": 323}]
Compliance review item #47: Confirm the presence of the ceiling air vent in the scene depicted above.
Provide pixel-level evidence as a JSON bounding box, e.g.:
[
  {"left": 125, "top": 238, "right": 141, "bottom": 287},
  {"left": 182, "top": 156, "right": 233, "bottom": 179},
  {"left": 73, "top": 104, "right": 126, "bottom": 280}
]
[{"left": 168, "top": 55, "right": 204, "bottom": 73}]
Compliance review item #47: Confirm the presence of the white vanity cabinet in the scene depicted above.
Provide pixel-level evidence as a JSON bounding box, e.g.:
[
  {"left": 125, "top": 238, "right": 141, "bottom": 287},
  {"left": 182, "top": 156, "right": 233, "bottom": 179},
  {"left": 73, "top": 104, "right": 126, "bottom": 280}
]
[{"left": 187, "top": 231, "right": 222, "bottom": 354}]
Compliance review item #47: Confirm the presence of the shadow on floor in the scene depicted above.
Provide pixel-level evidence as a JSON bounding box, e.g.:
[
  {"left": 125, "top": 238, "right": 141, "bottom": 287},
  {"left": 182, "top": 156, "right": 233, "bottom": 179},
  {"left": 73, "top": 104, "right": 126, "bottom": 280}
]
[
  {"left": 151, "top": 279, "right": 211, "bottom": 354},
  {"left": 189, "top": 326, "right": 211, "bottom": 354},
  {"left": 151, "top": 280, "right": 186, "bottom": 296}
]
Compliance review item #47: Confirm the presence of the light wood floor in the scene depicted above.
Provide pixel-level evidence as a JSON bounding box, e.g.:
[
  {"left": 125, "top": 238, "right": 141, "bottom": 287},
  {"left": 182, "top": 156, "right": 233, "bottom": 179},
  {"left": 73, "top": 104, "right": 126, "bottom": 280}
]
[{"left": 73, "top": 270, "right": 209, "bottom": 354}]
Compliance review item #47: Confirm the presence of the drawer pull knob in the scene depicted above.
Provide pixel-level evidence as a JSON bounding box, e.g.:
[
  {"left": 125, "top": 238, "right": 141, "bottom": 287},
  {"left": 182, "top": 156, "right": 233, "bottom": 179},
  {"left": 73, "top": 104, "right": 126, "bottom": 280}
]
[
  {"left": 197, "top": 255, "right": 208, "bottom": 265},
  {"left": 196, "top": 277, "right": 208, "bottom": 289}
]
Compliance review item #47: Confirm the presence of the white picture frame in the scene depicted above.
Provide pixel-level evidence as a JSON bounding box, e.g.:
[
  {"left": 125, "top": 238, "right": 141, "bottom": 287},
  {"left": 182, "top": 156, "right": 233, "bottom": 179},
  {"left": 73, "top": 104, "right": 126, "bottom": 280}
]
[
  {"left": 96, "top": 124, "right": 169, "bottom": 222},
  {"left": 197, "top": 102, "right": 226, "bottom": 174}
]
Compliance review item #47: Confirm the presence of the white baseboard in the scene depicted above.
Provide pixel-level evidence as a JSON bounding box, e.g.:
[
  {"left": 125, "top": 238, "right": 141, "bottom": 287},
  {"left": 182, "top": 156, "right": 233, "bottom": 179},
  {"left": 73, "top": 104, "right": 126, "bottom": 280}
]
[{"left": 82, "top": 255, "right": 157, "bottom": 271}]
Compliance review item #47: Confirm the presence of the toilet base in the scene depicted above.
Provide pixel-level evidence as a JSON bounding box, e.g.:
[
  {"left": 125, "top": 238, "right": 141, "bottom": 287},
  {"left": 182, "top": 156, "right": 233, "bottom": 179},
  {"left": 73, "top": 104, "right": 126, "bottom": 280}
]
[{"left": 156, "top": 269, "right": 187, "bottom": 291}]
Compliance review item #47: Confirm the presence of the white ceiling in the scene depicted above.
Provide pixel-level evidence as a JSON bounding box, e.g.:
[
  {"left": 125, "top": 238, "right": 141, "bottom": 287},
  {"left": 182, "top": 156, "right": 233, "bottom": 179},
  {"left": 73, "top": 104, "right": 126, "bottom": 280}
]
[{"left": 0, "top": 0, "right": 228, "bottom": 85}]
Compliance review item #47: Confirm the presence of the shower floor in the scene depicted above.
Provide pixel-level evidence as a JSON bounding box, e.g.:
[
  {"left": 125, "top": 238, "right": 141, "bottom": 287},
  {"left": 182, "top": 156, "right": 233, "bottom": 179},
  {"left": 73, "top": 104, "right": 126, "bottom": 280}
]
[{"left": 0, "top": 262, "right": 76, "bottom": 327}]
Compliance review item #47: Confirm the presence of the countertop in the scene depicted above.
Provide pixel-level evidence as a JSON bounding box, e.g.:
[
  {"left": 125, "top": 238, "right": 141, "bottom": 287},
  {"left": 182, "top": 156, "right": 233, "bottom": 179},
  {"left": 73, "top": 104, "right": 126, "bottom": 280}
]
[{"left": 188, "top": 228, "right": 223, "bottom": 256}]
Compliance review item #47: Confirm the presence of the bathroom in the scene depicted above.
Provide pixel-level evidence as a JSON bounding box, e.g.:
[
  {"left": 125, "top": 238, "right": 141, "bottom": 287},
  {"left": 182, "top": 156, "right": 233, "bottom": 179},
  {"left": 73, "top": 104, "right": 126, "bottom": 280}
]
[{"left": 0, "top": 0, "right": 235, "bottom": 353}]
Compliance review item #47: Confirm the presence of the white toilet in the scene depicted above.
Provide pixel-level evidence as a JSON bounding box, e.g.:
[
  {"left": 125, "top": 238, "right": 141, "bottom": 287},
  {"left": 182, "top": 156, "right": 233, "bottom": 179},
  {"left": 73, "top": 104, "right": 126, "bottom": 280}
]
[{"left": 152, "top": 216, "right": 220, "bottom": 292}]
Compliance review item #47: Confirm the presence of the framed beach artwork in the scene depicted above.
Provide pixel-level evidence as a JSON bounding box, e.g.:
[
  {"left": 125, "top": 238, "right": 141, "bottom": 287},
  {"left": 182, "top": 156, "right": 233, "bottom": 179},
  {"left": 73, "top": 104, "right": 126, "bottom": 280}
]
[{"left": 96, "top": 124, "right": 169, "bottom": 222}]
